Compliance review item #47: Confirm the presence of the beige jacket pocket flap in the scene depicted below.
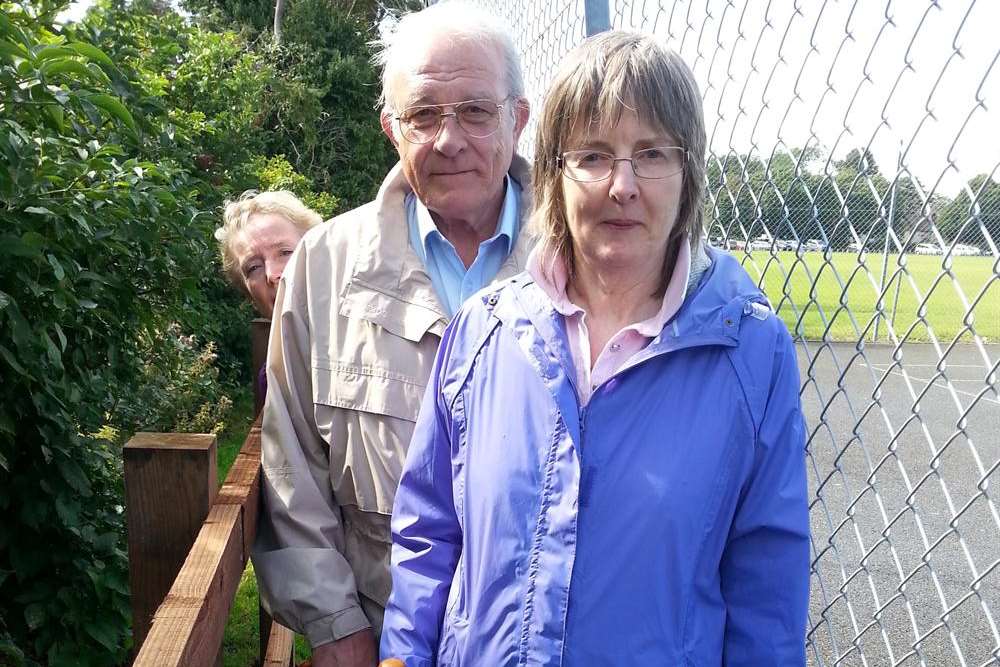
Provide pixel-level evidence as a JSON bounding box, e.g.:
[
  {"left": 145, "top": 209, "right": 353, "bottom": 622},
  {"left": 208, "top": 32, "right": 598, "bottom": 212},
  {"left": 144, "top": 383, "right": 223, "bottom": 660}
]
[{"left": 312, "top": 361, "right": 425, "bottom": 423}]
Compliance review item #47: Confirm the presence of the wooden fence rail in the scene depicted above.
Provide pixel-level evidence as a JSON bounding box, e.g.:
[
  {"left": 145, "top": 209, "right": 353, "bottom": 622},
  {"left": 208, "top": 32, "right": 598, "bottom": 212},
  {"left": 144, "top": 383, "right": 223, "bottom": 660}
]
[{"left": 124, "top": 318, "right": 294, "bottom": 666}]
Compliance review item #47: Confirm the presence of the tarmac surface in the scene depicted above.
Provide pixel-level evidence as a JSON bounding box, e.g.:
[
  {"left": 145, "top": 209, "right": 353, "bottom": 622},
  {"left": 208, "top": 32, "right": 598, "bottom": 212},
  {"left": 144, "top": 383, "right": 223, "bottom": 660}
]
[{"left": 796, "top": 341, "right": 999, "bottom": 666}]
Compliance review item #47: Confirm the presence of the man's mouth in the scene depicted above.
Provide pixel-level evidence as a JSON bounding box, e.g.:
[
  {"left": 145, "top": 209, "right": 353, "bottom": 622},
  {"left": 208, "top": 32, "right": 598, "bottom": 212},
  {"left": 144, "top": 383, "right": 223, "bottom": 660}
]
[{"left": 432, "top": 169, "right": 473, "bottom": 176}]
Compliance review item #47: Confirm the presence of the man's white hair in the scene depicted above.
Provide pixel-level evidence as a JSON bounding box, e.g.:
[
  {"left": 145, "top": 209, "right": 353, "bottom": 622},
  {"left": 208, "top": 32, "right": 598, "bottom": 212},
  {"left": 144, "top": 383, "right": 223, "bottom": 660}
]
[{"left": 372, "top": 1, "right": 525, "bottom": 112}]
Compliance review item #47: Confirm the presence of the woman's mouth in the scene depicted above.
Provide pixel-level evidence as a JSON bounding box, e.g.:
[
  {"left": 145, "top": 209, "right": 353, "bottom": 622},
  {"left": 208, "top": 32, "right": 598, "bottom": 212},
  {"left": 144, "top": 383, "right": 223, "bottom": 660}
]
[{"left": 602, "top": 219, "right": 642, "bottom": 229}]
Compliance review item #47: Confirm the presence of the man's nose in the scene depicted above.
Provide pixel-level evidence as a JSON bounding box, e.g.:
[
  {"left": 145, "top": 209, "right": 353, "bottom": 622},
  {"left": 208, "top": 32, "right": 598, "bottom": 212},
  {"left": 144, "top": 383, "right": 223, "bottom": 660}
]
[{"left": 433, "top": 113, "right": 467, "bottom": 157}]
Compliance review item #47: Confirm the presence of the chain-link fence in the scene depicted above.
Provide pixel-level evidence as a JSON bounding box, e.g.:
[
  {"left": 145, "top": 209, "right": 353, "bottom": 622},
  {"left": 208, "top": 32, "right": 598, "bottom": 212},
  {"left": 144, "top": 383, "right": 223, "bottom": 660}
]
[{"left": 460, "top": 0, "right": 1000, "bottom": 664}]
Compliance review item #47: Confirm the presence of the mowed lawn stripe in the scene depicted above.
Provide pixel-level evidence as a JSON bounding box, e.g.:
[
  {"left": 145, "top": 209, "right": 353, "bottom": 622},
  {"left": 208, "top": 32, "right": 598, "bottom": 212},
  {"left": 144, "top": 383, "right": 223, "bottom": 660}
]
[{"left": 736, "top": 251, "right": 999, "bottom": 343}]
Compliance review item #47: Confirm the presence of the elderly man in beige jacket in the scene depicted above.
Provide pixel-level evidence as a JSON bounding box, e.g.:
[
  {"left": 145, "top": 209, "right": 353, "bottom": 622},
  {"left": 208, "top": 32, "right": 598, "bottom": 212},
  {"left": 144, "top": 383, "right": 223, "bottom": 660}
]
[{"left": 251, "top": 4, "right": 533, "bottom": 666}]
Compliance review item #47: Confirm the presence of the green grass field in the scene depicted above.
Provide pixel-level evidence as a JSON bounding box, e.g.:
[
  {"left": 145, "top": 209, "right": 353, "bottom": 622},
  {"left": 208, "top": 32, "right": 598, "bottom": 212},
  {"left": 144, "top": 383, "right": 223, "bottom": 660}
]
[{"left": 739, "top": 251, "right": 999, "bottom": 343}]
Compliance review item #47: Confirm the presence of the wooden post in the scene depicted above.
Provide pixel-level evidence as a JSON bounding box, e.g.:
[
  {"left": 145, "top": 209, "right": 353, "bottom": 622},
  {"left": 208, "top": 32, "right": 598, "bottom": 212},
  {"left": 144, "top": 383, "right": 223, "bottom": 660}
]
[
  {"left": 124, "top": 433, "right": 218, "bottom": 655},
  {"left": 251, "top": 318, "right": 271, "bottom": 416},
  {"left": 263, "top": 622, "right": 295, "bottom": 666}
]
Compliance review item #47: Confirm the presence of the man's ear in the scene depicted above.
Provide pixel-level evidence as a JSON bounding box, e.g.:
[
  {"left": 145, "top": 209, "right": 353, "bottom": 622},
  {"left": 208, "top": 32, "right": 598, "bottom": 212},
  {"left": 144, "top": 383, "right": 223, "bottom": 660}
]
[
  {"left": 381, "top": 110, "right": 400, "bottom": 148},
  {"left": 512, "top": 97, "right": 531, "bottom": 144}
]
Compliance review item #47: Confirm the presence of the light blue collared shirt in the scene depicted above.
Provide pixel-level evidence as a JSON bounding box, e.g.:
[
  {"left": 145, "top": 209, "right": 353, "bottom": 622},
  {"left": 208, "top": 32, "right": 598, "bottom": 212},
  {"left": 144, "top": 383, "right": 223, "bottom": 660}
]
[{"left": 407, "top": 177, "right": 521, "bottom": 316}]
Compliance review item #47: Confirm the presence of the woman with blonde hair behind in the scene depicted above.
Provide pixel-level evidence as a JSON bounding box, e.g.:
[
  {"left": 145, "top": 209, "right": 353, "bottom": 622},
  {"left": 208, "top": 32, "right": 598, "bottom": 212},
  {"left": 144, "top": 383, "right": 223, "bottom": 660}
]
[
  {"left": 381, "top": 31, "right": 809, "bottom": 665},
  {"left": 215, "top": 190, "right": 323, "bottom": 319}
]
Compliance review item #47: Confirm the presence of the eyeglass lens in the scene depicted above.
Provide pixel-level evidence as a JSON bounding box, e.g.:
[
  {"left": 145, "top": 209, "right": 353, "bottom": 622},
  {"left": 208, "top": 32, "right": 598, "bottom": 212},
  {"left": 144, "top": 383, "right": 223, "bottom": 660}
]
[
  {"left": 562, "top": 148, "right": 686, "bottom": 180},
  {"left": 399, "top": 101, "right": 501, "bottom": 143}
]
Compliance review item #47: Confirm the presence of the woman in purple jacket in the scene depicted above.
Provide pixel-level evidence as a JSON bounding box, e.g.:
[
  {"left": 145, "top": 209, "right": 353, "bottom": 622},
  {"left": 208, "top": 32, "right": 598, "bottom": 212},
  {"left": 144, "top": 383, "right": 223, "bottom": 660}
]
[{"left": 381, "top": 31, "right": 810, "bottom": 666}]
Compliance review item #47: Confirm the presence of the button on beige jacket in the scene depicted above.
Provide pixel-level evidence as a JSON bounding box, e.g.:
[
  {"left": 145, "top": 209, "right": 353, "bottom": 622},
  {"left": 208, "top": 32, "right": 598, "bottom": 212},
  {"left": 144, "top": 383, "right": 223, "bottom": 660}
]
[{"left": 252, "top": 157, "right": 534, "bottom": 649}]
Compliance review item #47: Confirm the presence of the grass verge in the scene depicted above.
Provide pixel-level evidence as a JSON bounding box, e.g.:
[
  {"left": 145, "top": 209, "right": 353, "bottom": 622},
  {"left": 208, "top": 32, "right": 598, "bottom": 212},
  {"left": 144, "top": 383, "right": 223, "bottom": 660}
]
[{"left": 740, "top": 251, "right": 999, "bottom": 342}]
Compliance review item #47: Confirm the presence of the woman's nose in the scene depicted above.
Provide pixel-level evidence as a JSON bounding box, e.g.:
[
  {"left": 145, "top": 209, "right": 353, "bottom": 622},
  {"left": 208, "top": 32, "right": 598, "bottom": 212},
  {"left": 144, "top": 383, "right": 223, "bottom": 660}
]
[
  {"left": 266, "top": 261, "right": 282, "bottom": 285},
  {"left": 608, "top": 160, "right": 640, "bottom": 203}
]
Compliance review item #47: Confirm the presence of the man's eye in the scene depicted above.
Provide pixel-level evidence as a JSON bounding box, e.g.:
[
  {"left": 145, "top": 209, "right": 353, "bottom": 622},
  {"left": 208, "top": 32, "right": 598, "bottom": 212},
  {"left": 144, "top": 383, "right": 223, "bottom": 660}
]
[
  {"left": 243, "top": 264, "right": 261, "bottom": 277},
  {"left": 459, "top": 104, "right": 492, "bottom": 118},
  {"left": 404, "top": 108, "right": 439, "bottom": 126}
]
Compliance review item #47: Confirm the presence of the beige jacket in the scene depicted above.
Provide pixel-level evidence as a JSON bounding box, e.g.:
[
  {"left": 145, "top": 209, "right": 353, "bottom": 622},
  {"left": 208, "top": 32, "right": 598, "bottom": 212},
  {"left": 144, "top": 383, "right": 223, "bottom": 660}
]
[{"left": 252, "top": 157, "right": 534, "bottom": 648}]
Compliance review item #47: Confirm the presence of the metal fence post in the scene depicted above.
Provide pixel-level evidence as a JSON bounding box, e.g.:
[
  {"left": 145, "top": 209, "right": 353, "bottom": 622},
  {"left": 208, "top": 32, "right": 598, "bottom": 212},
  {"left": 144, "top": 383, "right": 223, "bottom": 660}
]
[{"left": 583, "top": 0, "right": 610, "bottom": 36}]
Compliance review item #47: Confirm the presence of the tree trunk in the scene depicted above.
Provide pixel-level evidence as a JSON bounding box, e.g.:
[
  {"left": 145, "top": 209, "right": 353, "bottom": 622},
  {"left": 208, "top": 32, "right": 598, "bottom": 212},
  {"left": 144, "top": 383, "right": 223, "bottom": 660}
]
[{"left": 273, "top": 0, "right": 286, "bottom": 45}]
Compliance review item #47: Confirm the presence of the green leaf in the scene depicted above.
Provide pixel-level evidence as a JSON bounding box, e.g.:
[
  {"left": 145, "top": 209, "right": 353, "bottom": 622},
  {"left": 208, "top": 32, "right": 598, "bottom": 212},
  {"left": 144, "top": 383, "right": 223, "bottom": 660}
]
[
  {"left": 0, "top": 23, "right": 30, "bottom": 55},
  {"left": 43, "top": 331, "right": 63, "bottom": 369},
  {"left": 94, "top": 531, "right": 118, "bottom": 554},
  {"left": 57, "top": 458, "right": 92, "bottom": 497},
  {"left": 41, "top": 58, "right": 110, "bottom": 85},
  {"left": 0, "top": 12, "right": 30, "bottom": 48},
  {"left": 21, "top": 231, "right": 45, "bottom": 247},
  {"left": 86, "top": 94, "right": 138, "bottom": 134},
  {"left": 46, "top": 103, "right": 65, "bottom": 131},
  {"left": 47, "top": 254, "right": 65, "bottom": 281},
  {"left": 24, "top": 602, "right": 45, "bottom": 631},
  {"left": 0, "top": 39, "right": 29, "bottom": 62},
  {"left": 0, "top": 345, "right": 28, "bottom": 376},
  {"left": 0, "top": 637, "right": 25, "bottom": 664},
  {"left": 35, "top": 45, "right": 76, "bottom": 62},
  {"left": 0, "top": 235, "right": 40, "bottom": 258},
  {"left": 84, "top": 618, "right": 119, "bottom": 652},
  {"left": 53, "top": 322, "right": 67, "bottom": 351},
  {"left": 54, "top": 495, "right": 80, "bottom": 527},
  {"left": 24, "top": 206, "right": 56, "bottom": 217},
  {"left": 0, "top": 290, "right": 9, "bottom": 308},
  {"left": 66, "top": 42, "right": 116, "bottom": 70}
]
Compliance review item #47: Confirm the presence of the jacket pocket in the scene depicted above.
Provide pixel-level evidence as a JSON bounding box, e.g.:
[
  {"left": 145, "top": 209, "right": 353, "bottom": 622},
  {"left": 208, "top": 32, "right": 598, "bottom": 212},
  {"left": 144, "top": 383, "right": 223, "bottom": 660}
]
[
  {"left": 341, "top": 506, "right": 392, "bottom": 606},
  {"left": 312, "top": 360, "right": 425, "bottom": 423},
  {"left": 310, "top": 362, "right": 425, "bottom": 514}
]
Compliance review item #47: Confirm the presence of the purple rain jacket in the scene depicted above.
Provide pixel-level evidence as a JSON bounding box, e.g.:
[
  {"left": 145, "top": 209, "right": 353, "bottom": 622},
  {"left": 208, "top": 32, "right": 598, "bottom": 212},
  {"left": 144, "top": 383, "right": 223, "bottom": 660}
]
[{"left": 381, "top": 247, "right": 810, "bottom": 666}]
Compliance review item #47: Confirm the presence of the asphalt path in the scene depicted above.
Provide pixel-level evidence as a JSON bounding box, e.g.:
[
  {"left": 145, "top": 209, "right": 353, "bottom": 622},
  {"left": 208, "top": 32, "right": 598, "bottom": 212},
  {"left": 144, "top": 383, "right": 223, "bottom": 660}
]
[{"left": 797, "top": 341, "right": 1000, "bottom": 666}]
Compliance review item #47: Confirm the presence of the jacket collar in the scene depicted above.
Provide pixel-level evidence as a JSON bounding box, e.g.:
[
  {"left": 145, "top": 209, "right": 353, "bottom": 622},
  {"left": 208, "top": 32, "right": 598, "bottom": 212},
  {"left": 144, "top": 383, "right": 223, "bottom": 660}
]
[
  {"left": 340, "top": 155, "right": 535, "bottom": 342},
  {"left": 496, "top": 245, "right": 766, "bottom": 388}
]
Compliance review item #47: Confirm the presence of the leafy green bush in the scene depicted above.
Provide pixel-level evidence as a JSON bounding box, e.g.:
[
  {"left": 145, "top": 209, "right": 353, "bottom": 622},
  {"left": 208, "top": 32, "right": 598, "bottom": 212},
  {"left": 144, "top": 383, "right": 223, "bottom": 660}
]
[
  {"left": 0, "top": 4, "right": 232, "bottom": 663},
  {"left": 105, "top": 324, "right": 235, "bottom": 440},
  {"left": 1, "top": 0, "right": 394, "bottom": 661},
  {"left": 247, "top": 154, "right": 339, "bottom": 217}
]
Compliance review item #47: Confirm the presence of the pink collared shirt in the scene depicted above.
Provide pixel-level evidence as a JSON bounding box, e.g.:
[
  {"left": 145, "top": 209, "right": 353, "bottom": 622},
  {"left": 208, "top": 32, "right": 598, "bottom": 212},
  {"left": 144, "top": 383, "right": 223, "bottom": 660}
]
[{"left": 527, "top": 238, "right": 692, "bottom": 405}]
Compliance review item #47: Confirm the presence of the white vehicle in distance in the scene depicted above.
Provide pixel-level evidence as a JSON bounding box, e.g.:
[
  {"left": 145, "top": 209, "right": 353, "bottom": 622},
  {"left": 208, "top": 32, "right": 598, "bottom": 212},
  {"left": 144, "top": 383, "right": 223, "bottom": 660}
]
[
  {"left": 913, "top": 243, "right": 941, "bottom": 255},
  {"left": 951, "top": 243, "right": 982, "bottom": 256},
  {"left": 775, "top": 238, "right": 798, "bottom": 251},
  {"left": 748, "top": 237, "right": 772, "bottom": 251},
  {"left": 804, "top": 239, "right": 825, "bottom": 252}
]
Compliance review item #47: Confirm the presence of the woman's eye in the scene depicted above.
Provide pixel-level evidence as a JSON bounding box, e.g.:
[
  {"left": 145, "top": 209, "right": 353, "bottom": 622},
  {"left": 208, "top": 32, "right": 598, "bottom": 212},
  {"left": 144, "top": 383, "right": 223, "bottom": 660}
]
[
  {"left": 579, "top": 152, "right": 606, "bottom": 164},
  {"left": 639, "top": 148, "right": 667, "bottom": 160}
]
